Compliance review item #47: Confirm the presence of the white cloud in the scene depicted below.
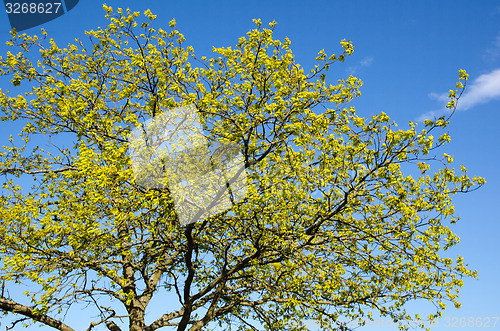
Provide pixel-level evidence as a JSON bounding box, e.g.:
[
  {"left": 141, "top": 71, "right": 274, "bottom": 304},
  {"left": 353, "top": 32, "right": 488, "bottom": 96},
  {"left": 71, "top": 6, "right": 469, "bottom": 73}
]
[
  {"left": 419, "top": 68, "right": 500, "bottom": 121},
  {"left": 360, "top": 56, "right": 374, "bottom": 67},
  {"left": 347, "top": 56, "right": 374, "bottom": 74}
]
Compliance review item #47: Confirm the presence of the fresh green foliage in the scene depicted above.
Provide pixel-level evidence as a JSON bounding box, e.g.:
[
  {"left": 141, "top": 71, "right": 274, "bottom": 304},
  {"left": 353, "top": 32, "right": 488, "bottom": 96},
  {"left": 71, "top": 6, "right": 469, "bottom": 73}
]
[{"left": 0, "top": 5, "right": 483, "bottom": 331}]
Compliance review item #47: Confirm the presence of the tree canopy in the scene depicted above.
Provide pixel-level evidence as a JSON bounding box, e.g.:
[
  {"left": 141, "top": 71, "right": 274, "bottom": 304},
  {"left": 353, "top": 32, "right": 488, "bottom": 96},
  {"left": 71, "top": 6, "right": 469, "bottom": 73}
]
[{"left": 0, "top": 5, "right": 484, "bottom": 331}]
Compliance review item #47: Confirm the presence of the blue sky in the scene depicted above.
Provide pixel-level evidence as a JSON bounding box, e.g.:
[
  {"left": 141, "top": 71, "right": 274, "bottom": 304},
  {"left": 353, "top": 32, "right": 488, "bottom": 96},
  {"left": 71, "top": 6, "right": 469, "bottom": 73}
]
[{"left": 1, "top": 0, "right": 499, "bottom": 330}]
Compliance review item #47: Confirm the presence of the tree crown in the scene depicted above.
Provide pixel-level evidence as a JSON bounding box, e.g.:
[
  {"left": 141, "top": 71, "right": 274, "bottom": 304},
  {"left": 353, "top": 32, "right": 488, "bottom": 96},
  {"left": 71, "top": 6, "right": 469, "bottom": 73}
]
[{"left": 0, "top": 6, "right": 484, "bottom": 331}]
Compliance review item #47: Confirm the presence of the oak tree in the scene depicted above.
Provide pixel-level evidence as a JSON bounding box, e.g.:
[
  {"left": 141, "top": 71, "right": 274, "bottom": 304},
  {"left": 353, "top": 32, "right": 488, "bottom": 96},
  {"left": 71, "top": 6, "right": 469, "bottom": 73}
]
[{"left": 0, "top": 6, "right": 484, "bottom": 331}]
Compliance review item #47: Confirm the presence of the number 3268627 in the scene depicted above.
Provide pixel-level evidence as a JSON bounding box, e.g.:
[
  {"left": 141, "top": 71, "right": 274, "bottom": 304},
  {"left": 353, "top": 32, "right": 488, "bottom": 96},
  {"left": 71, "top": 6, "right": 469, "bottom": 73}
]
[
  {"left": 5, "top": 2, "right": 62, "bottom": 14},
  {"left": 439, "top": 316, "right": 499, "bottom": 328}
]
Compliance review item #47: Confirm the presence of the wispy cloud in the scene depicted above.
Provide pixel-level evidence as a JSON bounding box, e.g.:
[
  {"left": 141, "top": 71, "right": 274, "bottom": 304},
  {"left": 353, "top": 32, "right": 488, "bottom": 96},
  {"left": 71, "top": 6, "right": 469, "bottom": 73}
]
[
  {"left": 347, "top": 56, "right": 374, "bottom": 75},
  {"left": 360, "top": 57, "right": 374, "bottom": 67},
  {"left": 419, "top": 68, "right": 500, "bottom": 121},
  {"left": 484, "top": 33, "right": 500, "bottom": 61}
]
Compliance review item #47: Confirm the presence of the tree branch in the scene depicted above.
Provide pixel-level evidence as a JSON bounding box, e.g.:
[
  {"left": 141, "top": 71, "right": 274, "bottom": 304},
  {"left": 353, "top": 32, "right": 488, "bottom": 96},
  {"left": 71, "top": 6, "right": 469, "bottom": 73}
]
[{"left": 0, "top": 298, "right": 75, "bottom": 331}]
